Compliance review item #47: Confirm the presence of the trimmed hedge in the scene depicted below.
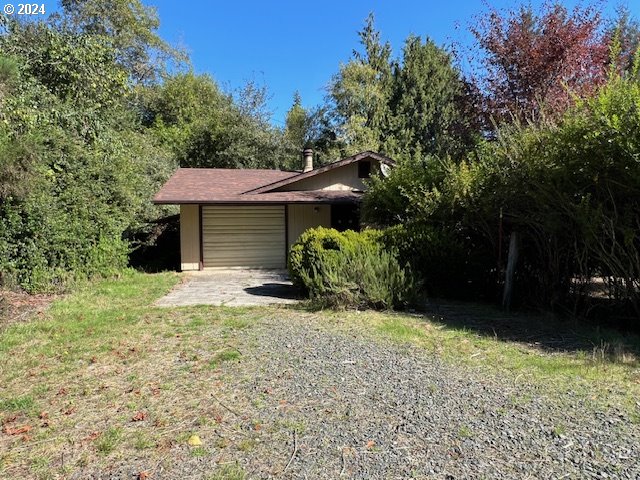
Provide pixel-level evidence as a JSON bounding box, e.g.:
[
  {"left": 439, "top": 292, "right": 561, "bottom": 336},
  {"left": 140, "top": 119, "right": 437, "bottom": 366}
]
[{"left": 288, "top": 227, "right": 415, "bottom": 309}]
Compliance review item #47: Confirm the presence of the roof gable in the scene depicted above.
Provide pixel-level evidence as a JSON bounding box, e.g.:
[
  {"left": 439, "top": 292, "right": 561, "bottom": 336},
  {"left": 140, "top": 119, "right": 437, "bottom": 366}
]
[{"left": 243, "top": 151, "right": 395, "bottom": 195}]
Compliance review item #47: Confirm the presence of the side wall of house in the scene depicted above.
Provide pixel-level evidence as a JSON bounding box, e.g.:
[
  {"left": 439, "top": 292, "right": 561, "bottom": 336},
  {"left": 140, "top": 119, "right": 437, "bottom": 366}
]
[
  {"left": 276, "top": 161, "right": 380, "bottom": 192},
  {"left": 180, "top": 204, "right": 201, "bottom": 271},
  {"left": 287, "top": 204, "right": 331, "bottom": 249}
]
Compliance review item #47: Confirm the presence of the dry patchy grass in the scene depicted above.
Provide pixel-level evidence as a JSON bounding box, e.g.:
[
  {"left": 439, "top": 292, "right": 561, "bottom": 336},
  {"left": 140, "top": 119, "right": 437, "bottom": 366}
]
[{"left": 1, "top": 271, "right": 639, "bottom": 478}]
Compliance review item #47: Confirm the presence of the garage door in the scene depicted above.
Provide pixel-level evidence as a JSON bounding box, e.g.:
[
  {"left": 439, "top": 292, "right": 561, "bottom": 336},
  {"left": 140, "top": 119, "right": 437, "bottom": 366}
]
[{"left": 202, "top": 205, "right": 286, "bottom": 268}]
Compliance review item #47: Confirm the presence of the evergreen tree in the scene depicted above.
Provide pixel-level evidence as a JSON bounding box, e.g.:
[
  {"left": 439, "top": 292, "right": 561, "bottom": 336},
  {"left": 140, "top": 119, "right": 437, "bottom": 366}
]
[
  {"left": 390, "top": 36, "right": 476, "bottom": 158},
  {"left": 284, "top": 91, "right": 309, "bottom": 151},
  {"left": 329, "top": 13, "right": 393, "bottom": 154}
]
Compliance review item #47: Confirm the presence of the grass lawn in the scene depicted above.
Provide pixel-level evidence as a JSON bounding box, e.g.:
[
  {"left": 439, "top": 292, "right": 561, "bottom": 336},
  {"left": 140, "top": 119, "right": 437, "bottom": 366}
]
[{"left": 0, "top": 271, "right": 639, "bottom": 479}]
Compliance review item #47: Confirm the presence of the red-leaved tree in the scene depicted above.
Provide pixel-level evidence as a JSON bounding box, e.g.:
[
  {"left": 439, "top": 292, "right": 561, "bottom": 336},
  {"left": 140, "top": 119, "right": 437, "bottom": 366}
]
[{"left": 470, "top": 3, "right": 611, "bottom": 124}]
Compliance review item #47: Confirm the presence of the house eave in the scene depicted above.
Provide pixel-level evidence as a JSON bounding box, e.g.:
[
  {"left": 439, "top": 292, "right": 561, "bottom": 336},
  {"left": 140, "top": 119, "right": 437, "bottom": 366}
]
[{"left": 153, "top": 197, "right": 362, "bottom": 206}]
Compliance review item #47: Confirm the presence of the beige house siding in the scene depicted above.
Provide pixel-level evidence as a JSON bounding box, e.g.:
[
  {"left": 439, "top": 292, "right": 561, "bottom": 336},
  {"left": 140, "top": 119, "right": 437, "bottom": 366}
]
[
  {"left": 276, "top": 161, "right": 379, "bottom": 192},
  {"left": 202, "top": 205, "right": 286, "bottom": 268},
  {"left": 287, "top": 204, "right": 331, "bottom": 249},
  {"left": 180, "top": 204, "right": 201, "bottom": 271}
]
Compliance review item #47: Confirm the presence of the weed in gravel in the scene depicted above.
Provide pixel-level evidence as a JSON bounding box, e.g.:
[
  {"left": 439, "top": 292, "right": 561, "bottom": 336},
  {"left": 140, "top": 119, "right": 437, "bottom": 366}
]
[
  {"left": 223, "top": 317, "right": 252, "bottom": 330},
  {"left": 29, "top": 455, "right": 50, "bottom": 474},
  {"left": 552, "top": 424, "right": 567, "bottom": 437},
  {"left": 238, "top": 438, "right": 257, "bottom": 452},
  {"left": 276, "top": 419, "right": 306, "bottom": 434},
  {"left": 509, "top": 393, "right": 533, "bottom": 406},
  {"left": 458, "top": 426, "right": 473, "bottom": 438},
  {"left": 209, "top": 463, "right": 246, "bottom": 480},
  {"left": 133, "top": 431, "right": 155, "bottom": 451},
  {"left": 190, "top": 447, "right": 208, "bottom": 458},
  {"left": 252, "top": 394, "right": 267, "bottom": 409}
]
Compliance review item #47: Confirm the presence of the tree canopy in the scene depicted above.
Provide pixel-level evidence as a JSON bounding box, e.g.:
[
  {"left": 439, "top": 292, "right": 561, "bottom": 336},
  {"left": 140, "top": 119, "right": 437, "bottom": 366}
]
[{"left": 0, "top": 1, "right": 638, "bottom": 322}]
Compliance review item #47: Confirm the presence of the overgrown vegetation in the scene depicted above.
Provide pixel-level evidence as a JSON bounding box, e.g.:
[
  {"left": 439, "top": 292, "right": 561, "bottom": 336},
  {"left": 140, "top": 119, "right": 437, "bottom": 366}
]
[
  {"left": 365, "top": 62, "right": 640, "bottom": 320},
  {"left": 0, "top": 1, "right": 300, "bottom": 292},
  {"left": 289, "top": 227, "right": 414, "bottom": 309},
  {"left": 360, "top": 5, "right": 640, "bottom": 321},
  {"left": 1, "top": 1, "right": 638, "bottom": 325}
]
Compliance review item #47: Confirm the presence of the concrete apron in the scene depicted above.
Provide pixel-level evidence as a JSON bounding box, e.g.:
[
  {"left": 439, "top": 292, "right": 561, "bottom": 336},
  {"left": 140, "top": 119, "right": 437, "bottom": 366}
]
[{"left": 154, "top": 269, "right": 301, "bottom": 307}]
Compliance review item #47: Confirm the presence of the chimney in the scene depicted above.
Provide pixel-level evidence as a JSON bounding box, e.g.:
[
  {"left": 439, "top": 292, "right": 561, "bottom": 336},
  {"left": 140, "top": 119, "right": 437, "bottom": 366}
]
[{"left": 302, "top": 148, "right": 314, "bottom": 173}]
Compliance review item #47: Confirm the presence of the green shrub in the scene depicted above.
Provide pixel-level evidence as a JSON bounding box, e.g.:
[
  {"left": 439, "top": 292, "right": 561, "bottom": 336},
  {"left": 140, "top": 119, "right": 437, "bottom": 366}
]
[
  {"left": 288, "top": 227, "right": 414, "bottom": 309},
  {"left": 380, "top": 223, "right": 497, "bottom": 299}
]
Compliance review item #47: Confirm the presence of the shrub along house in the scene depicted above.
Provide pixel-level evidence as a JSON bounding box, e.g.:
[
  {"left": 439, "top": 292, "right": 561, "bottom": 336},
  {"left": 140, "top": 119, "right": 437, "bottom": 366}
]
[{"left": 153, "top": 150, "right": 394, "bottom": 270}]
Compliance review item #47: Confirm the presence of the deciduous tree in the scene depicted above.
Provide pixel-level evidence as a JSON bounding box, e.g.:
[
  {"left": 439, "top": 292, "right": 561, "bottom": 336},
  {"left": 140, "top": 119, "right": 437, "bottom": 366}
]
[{"left": 470, "top": 3, "right": 610, "bottom": 123}]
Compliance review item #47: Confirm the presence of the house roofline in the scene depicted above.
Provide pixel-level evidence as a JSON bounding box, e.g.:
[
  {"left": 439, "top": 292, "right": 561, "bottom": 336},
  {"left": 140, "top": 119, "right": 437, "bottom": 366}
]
[
  {"left": 242, "top": 151, "right": 395, "bottom": 195},
  {"left": 152, "top": 198, "right": 362, "bottom": 206}
]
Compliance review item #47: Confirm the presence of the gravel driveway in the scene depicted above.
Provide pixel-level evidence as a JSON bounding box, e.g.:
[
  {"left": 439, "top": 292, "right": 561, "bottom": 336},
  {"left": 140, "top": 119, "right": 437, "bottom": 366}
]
[{"left": 85, "top": 312, "right": 640, "bottom": 479}]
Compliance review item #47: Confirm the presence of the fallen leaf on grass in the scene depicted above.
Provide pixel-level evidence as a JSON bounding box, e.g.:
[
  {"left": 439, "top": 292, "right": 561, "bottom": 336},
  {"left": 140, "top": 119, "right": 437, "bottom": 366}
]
[
  {"left": 83, "top": 431, "right": 101, "bottom": 442},
  {"left": 187, "top": 435, "right": 202, "bottom": 446},
  {"left": 132, "top": 411, "right": 146, "bottom": 422},
  {"left": 3, "top": 424, "right": 32, "bottom": 436}
]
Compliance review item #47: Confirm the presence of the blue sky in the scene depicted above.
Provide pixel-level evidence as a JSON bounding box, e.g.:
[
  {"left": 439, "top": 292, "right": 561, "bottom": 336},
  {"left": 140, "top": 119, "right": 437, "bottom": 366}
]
[{"left": 148, "top": 0, "right": 628, "bottom": 125}]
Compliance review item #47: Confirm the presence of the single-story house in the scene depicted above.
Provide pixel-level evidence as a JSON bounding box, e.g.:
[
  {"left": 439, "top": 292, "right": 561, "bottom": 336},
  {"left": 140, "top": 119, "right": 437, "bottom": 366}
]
[{"left": 153, "top": 150, "right": 394, "bottom": 270}]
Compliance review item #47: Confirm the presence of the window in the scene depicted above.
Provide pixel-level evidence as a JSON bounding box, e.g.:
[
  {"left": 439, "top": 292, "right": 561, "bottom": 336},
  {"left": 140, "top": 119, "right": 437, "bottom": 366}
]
[{"left": 358, "top": 160, "right": 371, "bottom": 178}]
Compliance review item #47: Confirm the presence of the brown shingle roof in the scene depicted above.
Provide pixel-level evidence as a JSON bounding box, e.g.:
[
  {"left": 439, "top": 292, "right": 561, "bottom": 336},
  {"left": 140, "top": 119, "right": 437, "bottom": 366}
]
[
  {"left": 153, "top": 152, "right": 394, "bottom": 205},
  {"left": 152, "top": 168, "right": 296, "bottom": 204},
  {"left": 152, "top": 168, "right": 362, "bottom": 204}
]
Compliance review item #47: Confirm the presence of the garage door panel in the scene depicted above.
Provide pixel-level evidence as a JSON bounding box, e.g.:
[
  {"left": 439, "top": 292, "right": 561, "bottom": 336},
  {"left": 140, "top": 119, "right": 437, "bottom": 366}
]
[{"left": 202, "top": 205, "right": 285, "bottom": 268}]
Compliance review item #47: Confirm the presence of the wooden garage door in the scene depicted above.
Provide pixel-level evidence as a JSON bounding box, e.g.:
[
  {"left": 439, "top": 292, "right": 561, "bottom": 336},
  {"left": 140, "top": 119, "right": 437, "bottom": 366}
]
[{"left": 202, "top": 205, "right": 286, "bottom": 268}]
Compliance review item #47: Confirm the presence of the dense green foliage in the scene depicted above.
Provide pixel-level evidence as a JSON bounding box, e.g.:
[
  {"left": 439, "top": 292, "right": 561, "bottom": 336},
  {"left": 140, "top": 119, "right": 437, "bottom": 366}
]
[
  {"left": 0, "top": 19, "right": 172, "bottom": 291},
  {"left": 142, "top": 73, "right": 292, "bottom": 169},
  {"left": 288, "top": 227, "right": 414, "bottom": 309},
  {"left": 328, "top": 15, "right": 477, "bottom": 160},
  {"left": 365, "top": 65, "right": 640, "bottom": 318},
  {"left": 0, "top": 2, "right": 297, "bottom": 292}
]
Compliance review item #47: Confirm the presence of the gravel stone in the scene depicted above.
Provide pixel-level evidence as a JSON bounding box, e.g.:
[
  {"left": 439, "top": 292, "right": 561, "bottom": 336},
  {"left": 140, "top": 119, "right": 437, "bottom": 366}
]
[{"left": 76, "top": 314, "right": 640, "bottom": 479}]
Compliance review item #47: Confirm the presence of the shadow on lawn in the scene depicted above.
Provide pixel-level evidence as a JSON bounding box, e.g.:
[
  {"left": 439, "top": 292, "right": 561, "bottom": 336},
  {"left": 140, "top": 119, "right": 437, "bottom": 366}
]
[{"left": 420, "top": 299, "right": 640, "bottom": 361}]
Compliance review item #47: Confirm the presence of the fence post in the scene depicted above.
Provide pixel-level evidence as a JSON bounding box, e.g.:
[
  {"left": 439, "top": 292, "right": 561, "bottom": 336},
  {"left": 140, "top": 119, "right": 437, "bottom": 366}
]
[{"left": 502, "top": 231, "right": 519, "bottom": 310}]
